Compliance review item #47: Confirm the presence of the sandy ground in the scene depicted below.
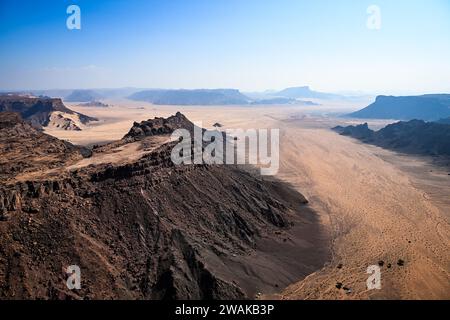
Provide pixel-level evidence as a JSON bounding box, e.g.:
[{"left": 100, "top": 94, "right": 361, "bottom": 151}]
[
  {"left": 277, "top": 124, "right": 450, "bottom": 300},
  {"left": 45, "top": 100, "right": 450, "bottom": 300}
]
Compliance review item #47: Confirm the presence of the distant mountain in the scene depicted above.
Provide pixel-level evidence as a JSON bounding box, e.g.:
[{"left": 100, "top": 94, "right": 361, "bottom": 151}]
[
  {"left": 250, "top": 97, "right": 319, "bottom": 106},
  {"left": 129, "top": 89, "right": 250, "bottom": 105},
  {"left": 23, "top": 88, "right": 144, "bottom": 100},
  {"left": 0, "top": 94, "right": 97, "bottom": 130},
  {"left": 92, "top": 88, "right": 145, "bottom": 99},
  {"left": 65, "top": 89, "right": 104, "bottom": 102},
  {"left": 348, "top": 94, "right": 450, "bottom": 121},
  {"left": 9, "top": 90, "right": 73, "bottom": 99},
  {"left": 333, "top": 120, "right": 450, "bottom": 156},
  {"left": 275, "top": 86, "right": 343, "bottom": 100},
  {"left": 5, "top": 87, "right": 335, "bottom": 106}
]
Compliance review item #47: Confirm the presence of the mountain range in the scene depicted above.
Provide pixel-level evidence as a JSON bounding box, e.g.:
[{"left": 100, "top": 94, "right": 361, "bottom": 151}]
[
  {"left": 128, "top": 89, "right": 251, "bottom": 105},
  {"left": 2, "top": 86, "right": 350, "bottom": 106},
  {"left": 19, "top": 88, "right": 145, "bottom": 102}
]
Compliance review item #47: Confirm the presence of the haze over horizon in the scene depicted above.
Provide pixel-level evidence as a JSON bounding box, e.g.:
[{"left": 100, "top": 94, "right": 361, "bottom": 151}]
[{"left": 1, "top": 0, "right": 450, "bottom": 95}]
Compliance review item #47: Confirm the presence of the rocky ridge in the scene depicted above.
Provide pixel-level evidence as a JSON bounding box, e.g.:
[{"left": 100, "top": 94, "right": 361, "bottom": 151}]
[{"left": 0, "top": 112, "right": 327, "bottom": 300}]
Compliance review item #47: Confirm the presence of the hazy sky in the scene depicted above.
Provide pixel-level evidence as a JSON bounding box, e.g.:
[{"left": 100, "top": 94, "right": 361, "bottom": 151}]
[{"left": 1, "top": 0, "right": 449, "bottom": 94}]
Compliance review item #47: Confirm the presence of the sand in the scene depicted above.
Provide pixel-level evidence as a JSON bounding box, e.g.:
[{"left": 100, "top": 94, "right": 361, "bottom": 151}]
[
  {"left": 277, "top": 124, "right": 450, "bottom": 300},
  {"left": 45, "top": 100, "right": 450, "bottom": 300}
]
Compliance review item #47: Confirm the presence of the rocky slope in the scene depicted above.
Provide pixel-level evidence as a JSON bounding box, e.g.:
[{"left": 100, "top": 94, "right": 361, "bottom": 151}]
[
  {"left": 123, "top": 112, "right": 195, "bottom": 143},
  {"left": 0, "top": 112, "right": 91, "bottom": 184},
  {"left": 0, "top": 112, "right": 327, "bottom": 300},
  {"left": 0, "top": 95, "right": 97, "bottom": 130},
  {"left": 333, "top": 120, "right": 450, "bottom": 156}
]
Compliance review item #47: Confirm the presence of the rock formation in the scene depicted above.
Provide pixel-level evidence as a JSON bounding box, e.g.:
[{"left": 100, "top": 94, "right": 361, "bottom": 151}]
[
  {"left": 0, "top": 112, "right": 327, "bottom": 300},
  {"left": 0, "top": 95, "right": 97, "bottom": 130}
]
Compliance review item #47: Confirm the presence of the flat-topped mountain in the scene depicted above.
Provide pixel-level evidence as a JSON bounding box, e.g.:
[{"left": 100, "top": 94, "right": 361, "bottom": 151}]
[
  {"left": 0, "top": 95, "right": 97, "bottom": 130},
  {"left": 0, "top": 112, "right": 327, "bottom": 299},
  {"left": 348, "top": 94, "right": 450, "bottom": 121},
  {"left": 250, "top": 97, "right": 319, "bottom": 106},
  {"left": 275, "top": 86, "right": 342, "bottom": 100},
  {"left": 333, "top": 120, "right": 450, "bottom": 156},
  {"left": 129, "top": 89, "right": 250, "bottom": 105}
]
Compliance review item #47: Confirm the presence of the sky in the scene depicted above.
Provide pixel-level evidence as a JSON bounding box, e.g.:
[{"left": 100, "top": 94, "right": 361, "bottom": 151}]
[{"left": 0, "top": 0, "right": 450, "bottom": 95}]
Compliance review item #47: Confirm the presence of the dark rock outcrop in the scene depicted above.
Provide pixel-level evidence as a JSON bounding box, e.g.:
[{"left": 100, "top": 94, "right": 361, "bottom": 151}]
[
  {"left": 333, "top": 120, "right": 450, "bottom": 156},
  {"left": 333, "top": 123, "right": 374, "bottom": 141},
  {"left": 123, "top": 112, "right": 196, "bottom": 142}
]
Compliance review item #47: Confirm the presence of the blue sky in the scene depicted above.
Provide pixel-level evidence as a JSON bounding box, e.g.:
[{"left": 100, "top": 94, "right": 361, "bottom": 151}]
[{"left": 1, "top": 0, "right": 449, "bottom": 94}]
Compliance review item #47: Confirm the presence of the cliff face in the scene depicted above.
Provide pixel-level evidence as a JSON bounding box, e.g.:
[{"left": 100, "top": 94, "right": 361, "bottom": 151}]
[
  {"left": 0, "top": 95, "right": 97, "bottom": 130},
  {"left": 0, "top": 112, "right": 327, "bottom": 300}
]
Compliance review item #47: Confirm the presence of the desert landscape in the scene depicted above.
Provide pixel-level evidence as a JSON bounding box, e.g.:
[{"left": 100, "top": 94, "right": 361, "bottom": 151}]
[
  {"left": 37, "top": 100, "right": 450, "bottom": 300},
  {"left": 1, "top": 1, "right": 450, "bottom": 306}
]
